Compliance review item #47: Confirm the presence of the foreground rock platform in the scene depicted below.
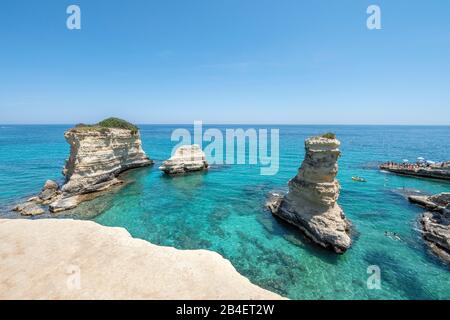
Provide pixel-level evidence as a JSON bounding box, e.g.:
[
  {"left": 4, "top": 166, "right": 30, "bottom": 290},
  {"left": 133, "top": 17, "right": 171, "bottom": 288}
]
[
  {"left": 0, "top": 219, "right": 282, "bottom": 300},
  {"left": 268, "top": 135, "right": 352, "bottom": 254}
]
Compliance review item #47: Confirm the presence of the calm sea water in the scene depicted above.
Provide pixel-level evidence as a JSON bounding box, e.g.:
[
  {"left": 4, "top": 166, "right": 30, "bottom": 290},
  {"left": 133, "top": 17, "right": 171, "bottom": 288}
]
[{"left": 1, "top": 124, "right": 450, "bottom": 299}]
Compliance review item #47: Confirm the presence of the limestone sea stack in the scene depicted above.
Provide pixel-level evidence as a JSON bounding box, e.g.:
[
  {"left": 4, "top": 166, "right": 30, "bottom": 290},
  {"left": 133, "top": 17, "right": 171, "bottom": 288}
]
[
  {"left": 159, "top": 144, "right": 209, "bottom": 175},
  {"left": 268, "top": 134, "right": 352, "bottom": 253},
  {"left": 408, "top": 193, "right": 450, "bottom": 264},
  {"left": 13, "top": 118, "right": 153, "bottom": 215},
  {"left": 49, "top": 118, "right": 153, "bottom": 212}
]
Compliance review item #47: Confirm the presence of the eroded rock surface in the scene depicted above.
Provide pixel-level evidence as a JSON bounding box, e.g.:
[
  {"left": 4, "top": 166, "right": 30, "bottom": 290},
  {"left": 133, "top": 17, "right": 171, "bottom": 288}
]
[
  {"left": 409, "top": 193, "right": 450, "bottom": 264},
  {"left": 61, "top": 127, "right": 152, "bottom": 195},
  {"left": 12, "top": 120, "right": 153, "bottom": 214},
  {"left": 159, "top": 144, "right": 209, "bottom": 175},
  {"left": 267, "top": 135, "right": 352, "bottom": 253},
  {"left": 0, "top": 219, "right": 283, "bottom": 300}
]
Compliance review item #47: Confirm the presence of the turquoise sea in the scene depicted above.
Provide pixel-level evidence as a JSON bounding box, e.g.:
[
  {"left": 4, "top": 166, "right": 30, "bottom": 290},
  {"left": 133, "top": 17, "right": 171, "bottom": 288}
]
[{"left": 1, "top": 125, "right": 450, "bottom": 300}]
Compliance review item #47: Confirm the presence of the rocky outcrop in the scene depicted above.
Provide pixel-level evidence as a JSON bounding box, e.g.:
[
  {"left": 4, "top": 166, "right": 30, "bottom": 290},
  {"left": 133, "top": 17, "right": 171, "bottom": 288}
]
[
  {"left": 13, "top": 180, "right": 61, "bottom": 216},
  {"left": 61, "top": 126, "right": 152, "bottom": 195},
  {"left": 380, "top": 164, "right": 450, "bottom": 181},
  {"left": 409, "top": 193, "right": 450, "bottom": 214},
  {"left": 159, "top": 144, "right": 209, "bottom": 175},
  {"left": 409, "top": 193, "right": 450, "bottom": 264},
  {"left": 48, "top": 125, "right": 152, "bottom": 212},
  {"left": 12, "top": 120, "right": 153, "bottom": 214},
  {"left": 267, "top": 135, "right": 352, "bottom": 253},
  {"left": 13, "top": 202, "right": 45, "bottom": 216},
  {"left": 0, "top": 219, "right": 283, "bottom": 300}
]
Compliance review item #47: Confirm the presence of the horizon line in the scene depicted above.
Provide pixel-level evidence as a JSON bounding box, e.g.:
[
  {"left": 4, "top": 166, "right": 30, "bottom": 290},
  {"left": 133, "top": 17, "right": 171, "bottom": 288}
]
[{"left": 1, "top": 123, "right": 450, "bottom": 127}]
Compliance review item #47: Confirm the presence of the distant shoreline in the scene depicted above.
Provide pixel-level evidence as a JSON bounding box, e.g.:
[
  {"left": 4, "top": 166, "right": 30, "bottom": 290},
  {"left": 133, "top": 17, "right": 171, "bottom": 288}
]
[{"left": 2, "top": 124, "right": 450, "bottom": 127}]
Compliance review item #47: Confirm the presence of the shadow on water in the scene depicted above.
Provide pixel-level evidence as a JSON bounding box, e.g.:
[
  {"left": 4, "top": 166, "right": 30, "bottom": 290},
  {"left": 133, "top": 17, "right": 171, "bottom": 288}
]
[
  {"left": 160, "top": 170, "right": 208, "bottom": 191},
  {"left": 257, "top": 208, "right": 342, "bottom": 265}
]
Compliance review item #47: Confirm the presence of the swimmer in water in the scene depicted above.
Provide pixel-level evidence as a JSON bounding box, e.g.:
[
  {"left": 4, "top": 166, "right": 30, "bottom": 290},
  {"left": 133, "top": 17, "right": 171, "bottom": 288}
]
[{"left": 384, "top": 231, "right": 401, "bottom": 241}]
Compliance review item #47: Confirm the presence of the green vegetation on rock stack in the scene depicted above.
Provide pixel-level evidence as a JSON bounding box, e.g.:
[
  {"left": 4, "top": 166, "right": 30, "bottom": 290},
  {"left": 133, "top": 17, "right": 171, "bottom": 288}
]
[
  {"left": 98, "top": 117, "right": 139, "bottom": 134},
  {"left": 74, "top": 117, "right": 139, "bottom": 134},
  {"left": 321, "top": 132, "right": 336, "bottom": 139}
]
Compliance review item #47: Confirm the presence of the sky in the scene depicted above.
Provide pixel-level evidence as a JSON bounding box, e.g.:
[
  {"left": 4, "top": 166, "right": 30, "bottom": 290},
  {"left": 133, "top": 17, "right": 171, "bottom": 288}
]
[{"left": 0, "top": 0, "right": 450, "bottom": 125}]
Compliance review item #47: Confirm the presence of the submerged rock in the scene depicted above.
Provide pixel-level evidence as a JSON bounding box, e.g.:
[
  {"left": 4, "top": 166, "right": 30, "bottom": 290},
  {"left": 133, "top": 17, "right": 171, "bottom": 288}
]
[
  {"left": 409, "top": 193, "right": 450, "bottom": 264},
  {"left": 13, "top": 180, "right": 61, "bottom": 216},
  {"left": 13, "top": 202, "right": 45, "bottom": 216},
  {"left": 267, "top": 134, "right": 352, "bottom": 254},
  {"left": 159, "top": 144, "right": 209, "bottom": 175}
]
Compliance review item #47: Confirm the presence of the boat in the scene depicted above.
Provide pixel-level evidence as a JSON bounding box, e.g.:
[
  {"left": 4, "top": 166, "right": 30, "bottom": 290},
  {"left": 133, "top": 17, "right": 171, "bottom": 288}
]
[{"left": 352, "top": 176, "right": 367, "bottom": 182}]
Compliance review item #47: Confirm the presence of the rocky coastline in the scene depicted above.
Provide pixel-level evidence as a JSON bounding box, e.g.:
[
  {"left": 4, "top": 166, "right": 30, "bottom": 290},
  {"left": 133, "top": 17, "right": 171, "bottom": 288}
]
[
  {"left": 13, "top": 118, "right": 153, "bottom": 215},
  {"left": 380, "top": 163, "right": 450, "bottom": 181},
  {"left": 267, "top": 134, "right": 352, "bottom": 254},
  {"left": 408, "top": 193, "right": 450, "bottom": 264}
]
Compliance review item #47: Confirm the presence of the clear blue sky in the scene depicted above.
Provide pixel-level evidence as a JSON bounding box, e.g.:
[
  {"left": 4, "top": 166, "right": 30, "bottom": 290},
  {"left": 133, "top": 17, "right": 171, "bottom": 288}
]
[{"left": 1, "top": 0, "right": 449, "bottom": 124}]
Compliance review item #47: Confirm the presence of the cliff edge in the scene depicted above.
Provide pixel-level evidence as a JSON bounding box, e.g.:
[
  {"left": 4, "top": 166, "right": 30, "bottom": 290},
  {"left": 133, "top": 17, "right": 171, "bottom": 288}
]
[{"left": 0, "top": 219, "right": 283, "bottom": 300}]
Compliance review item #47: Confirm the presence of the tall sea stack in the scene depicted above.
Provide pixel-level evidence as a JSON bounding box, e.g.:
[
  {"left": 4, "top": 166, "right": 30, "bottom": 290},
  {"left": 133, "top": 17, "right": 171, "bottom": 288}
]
[
  {"left": 62, "top": 126, "right": 152, "bottom": 195},
  {"left": 14, "top": 118, "right": 153, "bottom": 215},
  {"left": 268, "top": 134, "right": 352, "bottom": 253},
  {"left": 49, "top": 119, "right": 153, "bottom": 212}
]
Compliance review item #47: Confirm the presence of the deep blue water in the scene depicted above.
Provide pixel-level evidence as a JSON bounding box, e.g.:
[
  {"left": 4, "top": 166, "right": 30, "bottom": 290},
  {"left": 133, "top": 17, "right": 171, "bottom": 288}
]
[{"left": 1, "top": 124, "right": 450, "bottom": 299}]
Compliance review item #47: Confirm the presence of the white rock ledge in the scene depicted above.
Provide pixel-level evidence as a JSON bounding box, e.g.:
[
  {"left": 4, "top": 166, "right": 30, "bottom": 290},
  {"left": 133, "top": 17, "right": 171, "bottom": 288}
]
[{"left": 0, "top": 219, "right": 283, "bottom": 300}]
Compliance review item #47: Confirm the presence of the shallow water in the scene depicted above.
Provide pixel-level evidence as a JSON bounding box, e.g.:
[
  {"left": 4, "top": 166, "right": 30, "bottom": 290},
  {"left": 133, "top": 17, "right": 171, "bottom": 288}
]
[{"left": 1, "top": 125, "right": 450, "bottom": 299}]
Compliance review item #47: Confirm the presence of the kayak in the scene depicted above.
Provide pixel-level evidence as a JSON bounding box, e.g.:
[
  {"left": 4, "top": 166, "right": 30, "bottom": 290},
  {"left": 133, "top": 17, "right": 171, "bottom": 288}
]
[{"left": 352, "top": 176, "right": 367, "bottom": 182}]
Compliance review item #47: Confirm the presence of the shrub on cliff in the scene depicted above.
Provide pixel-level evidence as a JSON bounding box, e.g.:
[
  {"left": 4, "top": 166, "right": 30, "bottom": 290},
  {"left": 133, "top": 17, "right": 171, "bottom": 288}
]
[
  {"left": 321, "top": 132, "right": 336, "bottom": 139},
  {"left": 98, "top": 118, "right": 139, "bottom": 134}
]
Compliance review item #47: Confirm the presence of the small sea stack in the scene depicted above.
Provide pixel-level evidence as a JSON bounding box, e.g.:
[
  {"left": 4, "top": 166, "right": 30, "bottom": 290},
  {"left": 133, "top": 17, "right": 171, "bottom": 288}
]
[
  {"left": 13, "top": 118, "right": 153, "bottom": 215},
  {"left": 408, "top": 193, "right": 450, "bottom": 264},
  {"left": 159, "top": 144, "right": 209, "bottom": 175},
  {"left": 267, "top": 133, "right": 352, "bottom": 254}
]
